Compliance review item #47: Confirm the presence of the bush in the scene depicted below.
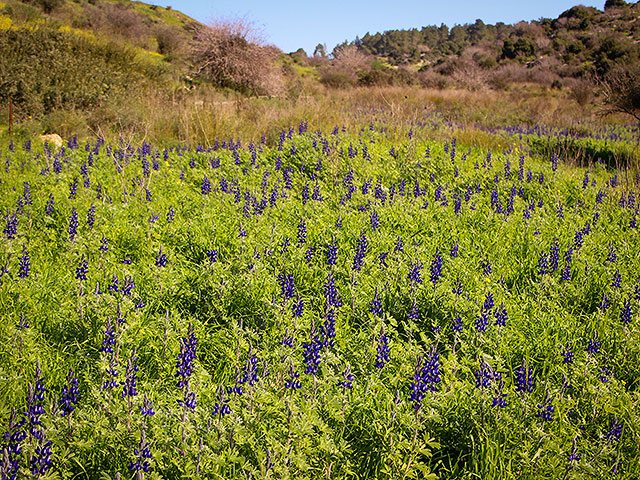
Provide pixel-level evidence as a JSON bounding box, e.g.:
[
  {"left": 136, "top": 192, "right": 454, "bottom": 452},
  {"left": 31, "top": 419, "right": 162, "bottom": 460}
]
[
  {"left": 599, "top": 64, "right": 640, "bottom": 122},
  {"left": 0, "top": 25, "right": 164, "bottom": 119},
  {"left": 190, "top": 19, "right": 283, "bottom": 96}
]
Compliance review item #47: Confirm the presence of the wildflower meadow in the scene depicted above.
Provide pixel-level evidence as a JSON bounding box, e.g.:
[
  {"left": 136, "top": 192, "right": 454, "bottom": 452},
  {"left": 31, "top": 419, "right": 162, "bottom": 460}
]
[{"left": 1, "top": 120, "right": 639, "bottom": 479}]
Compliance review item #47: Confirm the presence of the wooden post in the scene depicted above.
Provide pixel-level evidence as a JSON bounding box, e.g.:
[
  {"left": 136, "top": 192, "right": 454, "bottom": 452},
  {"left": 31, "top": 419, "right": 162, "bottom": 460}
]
[{"left": 8, "top": 100, "right": 12, "bottom": 136}]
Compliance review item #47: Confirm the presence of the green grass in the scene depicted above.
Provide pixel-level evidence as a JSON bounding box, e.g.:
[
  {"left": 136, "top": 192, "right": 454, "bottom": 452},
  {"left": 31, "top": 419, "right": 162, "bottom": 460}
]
[{"left": 0, "top": 119, "right": 639, "bottom": 479}]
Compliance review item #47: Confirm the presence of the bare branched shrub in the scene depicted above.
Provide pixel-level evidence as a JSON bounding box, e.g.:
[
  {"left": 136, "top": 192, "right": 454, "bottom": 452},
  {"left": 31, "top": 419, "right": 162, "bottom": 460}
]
[
  {"left": 190, "top": 19, "right": 283, "bottom": 95},
  {"left": 332, "top": 45, "right": 371, "bottom": 72},
  {"left": 449, "top": 59, "right": 488, "bottom": 91},
  {"left": 154, "top": 25, "right": 185, "bottom": 56},
  {"left": 320, "top": 45, "right": 371, "bottom": 87},
  {"left": 568, "top": 78, "right": 594, "bottom": 107},
  {"left": 416, "top": 70, "right": 450, "bottom": 89},
  {"left": 599, "top": 65, "right": 640, "bottom": 122}
]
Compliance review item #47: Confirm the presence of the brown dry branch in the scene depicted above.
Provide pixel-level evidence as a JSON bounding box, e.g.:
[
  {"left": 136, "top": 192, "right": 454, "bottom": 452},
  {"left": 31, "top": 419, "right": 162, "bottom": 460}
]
[{"left": 189, "top": 18, "right": 283, "bottom": 96}]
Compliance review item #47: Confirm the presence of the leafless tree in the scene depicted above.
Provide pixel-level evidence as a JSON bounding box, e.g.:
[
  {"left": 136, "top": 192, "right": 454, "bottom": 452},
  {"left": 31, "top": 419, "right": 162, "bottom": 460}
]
[
  {"left": 189, "top": 18, "right": 283, "bottom": 95},
  {"left": 599, "top": 65, "right": 640, "bottom": 123}
]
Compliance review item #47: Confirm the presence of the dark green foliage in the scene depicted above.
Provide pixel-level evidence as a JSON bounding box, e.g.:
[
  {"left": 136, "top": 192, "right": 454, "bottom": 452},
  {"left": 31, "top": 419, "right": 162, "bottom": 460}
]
[
  {"left": 605, "top": 0, "right": 627, "bottom": 9},
  {"left": 348, "top": 0, "right": 640, "bottom": 84},
  {"left": 21, "top": 0, "right": 63, "bottom": 14},
  {"left": 502, "top": 37, "right": 536, "bottom": 60},
  {"left": 0, "top": 25, "right": 167, "bottom": 120}
]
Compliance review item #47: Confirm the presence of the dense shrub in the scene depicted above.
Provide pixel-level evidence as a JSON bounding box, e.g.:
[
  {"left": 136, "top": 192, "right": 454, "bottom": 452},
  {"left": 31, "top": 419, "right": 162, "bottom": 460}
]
[{"left": 0, "top": 25, "right": 165, "bottom": 119}]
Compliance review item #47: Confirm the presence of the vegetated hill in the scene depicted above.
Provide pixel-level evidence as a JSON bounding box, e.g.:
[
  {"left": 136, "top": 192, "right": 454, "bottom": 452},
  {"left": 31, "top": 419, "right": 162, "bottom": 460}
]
[
  {"left": 0, "top": 0, "right": 203, "bottom": 125},
  {"left": 313, "top": 1, "right": 640, "bottom": 89}
]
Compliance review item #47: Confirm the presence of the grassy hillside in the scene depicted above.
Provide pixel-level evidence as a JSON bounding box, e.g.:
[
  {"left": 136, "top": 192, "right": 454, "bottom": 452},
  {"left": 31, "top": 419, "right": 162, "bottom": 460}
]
[
  {"left": 0, "top": 0, "right": 638, "bottom": 144},
  {"left": 0, "top": 0, "right": 201, "bottom": 128}
]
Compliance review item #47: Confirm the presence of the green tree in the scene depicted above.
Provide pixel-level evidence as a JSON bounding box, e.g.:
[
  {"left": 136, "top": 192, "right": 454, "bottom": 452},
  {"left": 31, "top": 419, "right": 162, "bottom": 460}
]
[
  {"left": 605, "top": 0, "right": 627, "bottom": 9},
  {"left": 313, "top": 43, "right": 327, "bottom": 58}
]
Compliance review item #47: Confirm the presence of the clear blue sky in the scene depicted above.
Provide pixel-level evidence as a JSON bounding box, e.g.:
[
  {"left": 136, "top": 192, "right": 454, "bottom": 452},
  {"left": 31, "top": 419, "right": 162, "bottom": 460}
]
[{"left": 161, "top": 0, "right": 603, "bottom": 54}]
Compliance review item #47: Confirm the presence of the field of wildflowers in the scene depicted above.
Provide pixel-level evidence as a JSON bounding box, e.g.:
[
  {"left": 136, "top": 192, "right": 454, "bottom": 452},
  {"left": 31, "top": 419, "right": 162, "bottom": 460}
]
[{"left": 0, "top": 117, "right": 639, "bottom": 479}]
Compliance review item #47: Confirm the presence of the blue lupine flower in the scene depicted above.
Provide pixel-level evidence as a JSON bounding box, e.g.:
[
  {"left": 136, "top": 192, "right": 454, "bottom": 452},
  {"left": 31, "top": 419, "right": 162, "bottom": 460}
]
[
  {"left": 304, "top": 247, "right": 314, "bottom": 264},
  {"left": 155, "top": 247, "right": 167, "bottom": 268},
  {"left": 536, "top": 401, "right": 554, "bottom": 422},
  {"left": 561, "top": 343, "right": 574, "bottom": 364},
  {"left": 285, "top": 363, "right": 302, "bottom": 390},
  {"left": 370, "top": 209, "right": 380, "bottom": 230},
  {"left": 475, "top": 311, "right": 489, "bottom": 332},
  {"left": 337, "top": 366, "right": 354, "bottom": 390},
  {"left": 375, "top": 327, "right": 390, "bottom": 369},
  {"left": 212, "top": 385, "right": 231, "bottom": 416},
  {"left": 122, "top": 349, "right": 139, "bottom": 399},
  {"left": 395, "top": 236, "right": 404, "bottom": 252},
  {"left": 369, "top": 288, "right": 383, "bottom": 316},
  {"left": 611, "top": 270, "right": 622, "bottom": 288},
  {"left": 68, "top": 177, "right": 78, "bottom": 200},
  {"left": 430, "top": 248, "right": 443, "bottom": 287},
  {"left": 297, "top": 218, "right": 307, "bottom": 244},
  {"left": 407, "top": 299, "right": 419, "bottom": 323},
  {"left": 166, "top": 205, "right": 175, "bottom": 222},
  {"left": 176, "top": 323, "right": 197, "bottom": 390},
  {"left": 18, "top": 244, "right": 30, "bottom": 279},
  {"left": 320, "top": 310, "right": 336, "bottom": 348},
  {"left": 607, "top": 243, "right": 617, "bottom": 263},
  {"left": 326, "top": 238, "right": 338, "bottom": 266},
  {"left": 452, "top": 316, "right": 463, "bottom": 332},
  {"left": 26, "top": 361, "right": 47, "bottom": 439},
  {"left": 324, "top": 274, "right": 342, "bottom": 308},
  {"left": 492, "top": 387, "right": 508, "bottom": 408},
  {"left": 408, "top": 261, "right": 423, "bottom": 284},
  {"left": 352, "top": 231, "right": 367, "bottom": 271},
  {"left": 86, "top": 205, "right": 96, "bottom": 230},
  {"left": 128, "top": 430, "right": 152, "bottom": 473},
  {"left": 100, "top": 319, "right": 116, "bottom": 353},
  {"left": 620, "top": 298, "right": 632, "bottom": 325},
  {"left": 45, "top": 193, "right": 55, "bottom": 215},
  {"left": 22, "top": 182, "right": 32, "bottom": 205},
  {"left": 599, "top": 293, "right": 610, "bottom": 311},
  {"left": 379, "top": 251, "right": 389, "bottom": 267},
  {"left": 606, "top": 419, "right": 623, "bottom": 443},
  {"left": 515, "top": 360, "right": 534, "bottom": 393},
  {"left": 409, "top": 349, "right": 441, "bottom": 411},
  {"left": 586, "top": 331, "right": 600, "bottom": 355},
  {"left": 302, "top": 332, "right": 322, "bottom": 375},
  {"left": 60, "top": 368, "right": 79, "bottom": 417},
  {"left": 140, "top": 394, "right": 155, "bottom": 417},
  {"left": 239, "top": 350, "right": 259, "bottom": 387},
  {"left": 495, "top": 302, "right": 508, "bottom": 327},
  {"left": 1, "top": 408, "right": 26, "bottom": 479},
  {"left": 561, "top": 249, "right": 573, "bottom": 281},
  {"left": 450, "top": 240, "right": 459, "bottom": 258},
  {"left": 538, "top": 251, "right": 549, "bottom": 276},
  {"left": 68, "top": 207, "right": 78, "bottom": 241},
  {"left": 480, "top": 258, "right": 492, "bottom": 276},
  {"left": 207, "top": 249, "right": 218, "bottom": 263},
  {"left": 292, "top": 295, "right": 304, "bottom": 317},
  {"left": 76, "top": 254, "right": 88, "bottom": 280},
  {"left": 201, "top": 175, "right": 212, "bottom": 195},
  {"left": 104, "top": 356, "right": 119, "bottom": 389},
  {"left": 277, "top": 273, "right": 295, "bottom": 300}
]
